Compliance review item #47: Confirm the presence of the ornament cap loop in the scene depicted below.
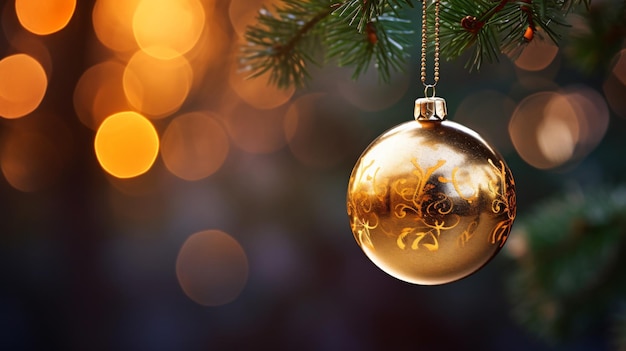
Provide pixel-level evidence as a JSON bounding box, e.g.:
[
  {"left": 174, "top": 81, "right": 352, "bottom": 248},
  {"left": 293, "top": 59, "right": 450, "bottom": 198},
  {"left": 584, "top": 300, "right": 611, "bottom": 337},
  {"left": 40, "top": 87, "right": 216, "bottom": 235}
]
[
  {"left": 424, "top": 84, "right": 437, "bottom": 99},
  {"left": 414, "top": 97, "right": 447, "bottom": 121}
]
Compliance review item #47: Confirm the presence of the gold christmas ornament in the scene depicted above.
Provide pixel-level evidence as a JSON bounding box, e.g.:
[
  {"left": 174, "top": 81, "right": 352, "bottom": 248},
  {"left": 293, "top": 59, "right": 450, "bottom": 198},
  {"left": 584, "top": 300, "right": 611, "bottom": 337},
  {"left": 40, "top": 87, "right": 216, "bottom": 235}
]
[
  {"left": 346, "top": 0, "right": 516, "bottom": 285},
  {"left": 347, "top": 97, "right": 516, "bottom": 285}
]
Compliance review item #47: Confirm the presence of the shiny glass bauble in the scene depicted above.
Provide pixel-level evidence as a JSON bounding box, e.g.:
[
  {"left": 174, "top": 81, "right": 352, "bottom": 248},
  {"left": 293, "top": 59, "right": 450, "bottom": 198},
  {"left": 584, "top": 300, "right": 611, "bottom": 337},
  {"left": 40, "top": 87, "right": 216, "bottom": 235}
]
[{"left": 347, "top": 97, "right": 516, "bottom": 285}]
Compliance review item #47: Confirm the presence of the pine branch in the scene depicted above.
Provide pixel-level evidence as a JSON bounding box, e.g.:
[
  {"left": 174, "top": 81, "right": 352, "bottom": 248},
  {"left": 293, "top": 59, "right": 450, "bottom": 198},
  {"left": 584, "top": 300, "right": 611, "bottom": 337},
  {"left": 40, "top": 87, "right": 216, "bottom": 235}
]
[
  {"left": 507, "top": 185, "right": 626, "bottom": 342},
  {"left": 240, "top": 0, "right": 414, "bottom": 88},
  {"left": 326, "top": 13, "right": 414, "bottom": 82},
  {"left": 335, "top": 0, "right": 414, "bottom": 31},
  {"left": 241, "top": 0, "right": 337, "bottom": 88},
  {"left": 241, "top": 0, "right": 594, "bottom": 89},
  {"left": 439, "top": 0, "right": 580, "bottom": 69},
  {"left": 565, "top": 0, "right": 626, "bottom": 74}
]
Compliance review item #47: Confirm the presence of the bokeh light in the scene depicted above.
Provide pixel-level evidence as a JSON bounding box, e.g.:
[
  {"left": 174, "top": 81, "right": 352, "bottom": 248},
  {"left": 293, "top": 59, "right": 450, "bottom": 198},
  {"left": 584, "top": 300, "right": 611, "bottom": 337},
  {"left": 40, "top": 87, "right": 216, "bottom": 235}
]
[
  {"left": 132, "top": 0, "right": 205, "bottom": 59},
  {"left": 228, "top": 54, "right": 295, "bottom": 110},
  {"left": 179, "top": 4, "right": 227, "bottom": 89},
  {"left": 509, "top": 87, "right": 609, "bottom": 169},
  {"left": 94, "top": 111, "right": 159, "bottom": 178},
  {"left": 514, "top": 34, "right": 560, "bottom": 72},
  {"left": 15, "top": 0, "right": 75, "bottom": 35},
  {"left": 73, "top": 60, "right": 132, "bottom": 130},
  {"left": 0, "top": 113, "right": 72, "bottom": 192},
  {"left": 7, "top": 30, "right": 53, "bottom": 76},
  {"left": 509, "top": 92, "right": 572, "bottom": 169},
  {"left": 537, "top": 94, "right": 580, "bottom": 165},
  {"left": 123, "top": 49, "right": 193, "bottom": 119},
  {"left": 92, "top": 0, "right": 140, "bottom": 53},
  {"left": 0, "top": 54, "right": 47, "bottom": 119},
  {"left": 604, "top": 73, "right": 626, "bottom": 119},
  {"left": 176, "top": 230, "right": 249, "bottom": 307},
  {"left": 612, "top": 49, "right": 626, "bottom": 86},
  {"left": 561, "top": 85, "right": 609, "bottom": 156},
  {"left": 221, "top": 93, "right": 289, "bottom": 154},
  {"left": 161, "top": 112, "right": 230, "bottom": 181}
]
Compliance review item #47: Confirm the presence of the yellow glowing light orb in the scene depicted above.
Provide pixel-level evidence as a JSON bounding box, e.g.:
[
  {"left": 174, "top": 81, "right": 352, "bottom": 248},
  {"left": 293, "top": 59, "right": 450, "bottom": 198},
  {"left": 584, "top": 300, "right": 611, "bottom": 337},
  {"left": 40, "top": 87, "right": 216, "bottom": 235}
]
[
  {"left": 347, "top": 98, "right": 516, "bottom": 285},
  {"left": 132, "top": 0, "right": 205, "bottom": 59},
  {"left": 0, "top": 54, "right": 47, "bottom": 119},
  {"left": 94, "top": 111, "right": 159, "bottom": 178},
  {"left": 123, "top": 49, "right": 192, "bottom": 118},
  {"left": 73, "top": 61, "right": 132, "bottom": 130},
  {"left": 92, "top": 0, "right": 140, "bottom": 52},
  {"left": 15, "top": 0, "right": 76, "bottom": 35}
]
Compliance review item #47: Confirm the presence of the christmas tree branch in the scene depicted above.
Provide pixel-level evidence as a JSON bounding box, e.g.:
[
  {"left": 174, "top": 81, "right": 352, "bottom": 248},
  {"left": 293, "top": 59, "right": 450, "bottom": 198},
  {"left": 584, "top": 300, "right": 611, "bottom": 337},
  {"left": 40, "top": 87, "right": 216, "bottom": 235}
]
[
  {"left": 507, "top": 185, "right": 626, "bottom": 342},
  {"left": 241, "top": 0, "right": 595, "bottom": 88},
  {"left": 241, "top": 0, "right": 414, "bottom": 88},
  {"left": 241, "top": 1, "right": 337, "bottom": 87},
  {"left": 272, "top": 3, "right": 342, "bottom": 61}
]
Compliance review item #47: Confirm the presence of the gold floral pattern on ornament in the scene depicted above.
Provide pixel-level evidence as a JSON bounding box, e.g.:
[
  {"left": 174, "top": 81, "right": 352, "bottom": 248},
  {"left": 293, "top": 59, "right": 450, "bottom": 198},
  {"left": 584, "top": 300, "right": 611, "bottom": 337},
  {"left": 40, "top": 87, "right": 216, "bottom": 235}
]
[{"left": 348, "top": 155, "right": 516, "bottom": 253}]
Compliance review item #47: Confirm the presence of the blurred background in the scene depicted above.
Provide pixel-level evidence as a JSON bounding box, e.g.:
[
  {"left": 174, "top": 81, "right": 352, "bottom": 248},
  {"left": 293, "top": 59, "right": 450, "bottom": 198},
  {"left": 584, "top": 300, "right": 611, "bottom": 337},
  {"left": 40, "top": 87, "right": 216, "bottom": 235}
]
[{"left": 1, "top": 0, "right": 625, "bottom": 350}]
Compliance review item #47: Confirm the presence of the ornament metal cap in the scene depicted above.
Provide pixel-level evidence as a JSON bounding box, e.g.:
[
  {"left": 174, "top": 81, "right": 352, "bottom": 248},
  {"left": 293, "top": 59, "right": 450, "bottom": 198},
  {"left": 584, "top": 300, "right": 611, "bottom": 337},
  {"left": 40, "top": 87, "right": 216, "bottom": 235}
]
[{"left": 414, "top": 97, "right": 447, "bottom": 121}]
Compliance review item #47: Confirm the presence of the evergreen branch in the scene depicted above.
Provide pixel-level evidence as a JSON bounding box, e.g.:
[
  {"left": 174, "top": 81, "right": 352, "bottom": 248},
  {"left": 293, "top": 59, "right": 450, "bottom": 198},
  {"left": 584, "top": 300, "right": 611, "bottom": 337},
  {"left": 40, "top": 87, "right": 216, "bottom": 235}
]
[
  {"left": 241, "top": 0, "right": 596, "bottom": 88},
  {"left": 241, "top": 0, "right": 413, "bottom": 88},
  {"left": 439, "top": 0, "right": 501, "bottom": 70},
  {"left": 326, "top": 12, "right": 413, "bottom": 82},
  {"left": 241, "top": 0, "right": 339, "bottom": 88},
  {"left": 335, "top": 0, "right": 414, "bottom": 31},
  {"left": 507, "top": 185, "right": 626, "bottom": 342},
  {"left": 439, "top": 0, "right": 585, "bottom": 70},
  {"left": 565, "top": 0, "right": 626, "bottom": 74}
]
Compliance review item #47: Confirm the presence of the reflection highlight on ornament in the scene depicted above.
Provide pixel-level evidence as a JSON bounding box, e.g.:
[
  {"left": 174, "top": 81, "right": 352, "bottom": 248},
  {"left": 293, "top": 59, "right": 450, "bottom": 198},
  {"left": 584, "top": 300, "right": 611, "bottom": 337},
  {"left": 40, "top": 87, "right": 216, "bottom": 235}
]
[
  {"left": 15, "top": 0, "right": 76, "bottom": 35},
  {"left": 0, "top": 54, "right": 47, "bottom": 119},
  {"left": 176, "top": 230, "right": 249, "bottom": 307}
]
